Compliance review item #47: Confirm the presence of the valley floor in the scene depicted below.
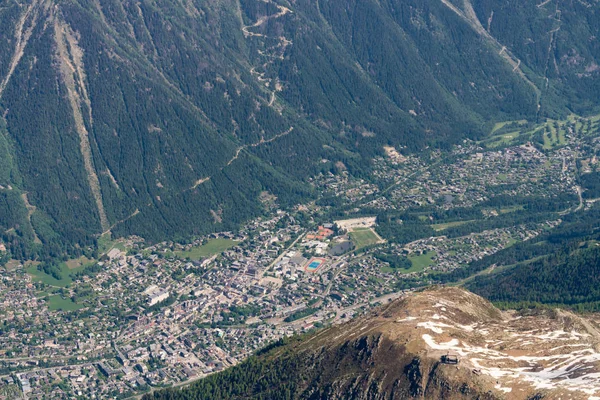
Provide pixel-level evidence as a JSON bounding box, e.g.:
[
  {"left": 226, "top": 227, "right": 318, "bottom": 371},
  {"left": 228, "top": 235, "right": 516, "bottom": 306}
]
[{"left": 1, "top": 113, "right": 600, "bottom": 398}]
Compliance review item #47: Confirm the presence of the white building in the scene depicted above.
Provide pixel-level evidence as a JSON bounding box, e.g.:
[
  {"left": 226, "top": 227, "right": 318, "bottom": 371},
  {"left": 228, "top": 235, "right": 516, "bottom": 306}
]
[{"left": 148, "top": 290, "right": 169, "bottom": 306}]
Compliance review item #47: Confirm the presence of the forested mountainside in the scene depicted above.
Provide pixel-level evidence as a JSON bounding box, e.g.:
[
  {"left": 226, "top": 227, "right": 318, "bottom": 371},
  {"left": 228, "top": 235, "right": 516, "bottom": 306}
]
[
  {"left": 468, "top": 245, "right": 600, "bottom": 309},
  {"left": 433, "top": 203, "right": 600, "bottom": 311},
  {"left": 0, "top": 0, "right": 598, "bottom": 260}
]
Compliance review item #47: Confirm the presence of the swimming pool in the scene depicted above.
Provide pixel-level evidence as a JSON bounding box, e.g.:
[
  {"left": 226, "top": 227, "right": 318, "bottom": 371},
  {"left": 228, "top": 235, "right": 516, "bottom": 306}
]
[{"left": 305, "top": 258, "right": 325, "bottom": 272}]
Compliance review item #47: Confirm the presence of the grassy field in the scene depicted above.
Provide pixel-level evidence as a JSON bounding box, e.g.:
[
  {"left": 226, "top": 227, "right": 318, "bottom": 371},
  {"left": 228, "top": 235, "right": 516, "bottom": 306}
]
[
  {"left": 499, "top": 205, "right": 524, "bottom": 214},
  {"left": 26, "top": 262, "right": 87, "bottom": 287},
  {"left": 542, "top": 120, "right": 568, "bottom": 149},
  {"left": 484, "top": 114, "right": 599, "bottom": 152},
  {"left": 380, "top": 256, "right": 434, "bottom": 275},
  {"left": 408, "top": 251, "right": 436, "bottom": 271},
  {"left": 349, "top": 228, "right": 382, "bottom": 249},
  {"left": 47, "top": 295, "right": 84, "bottom": 311},
  {"left": 26, "top": 264, "right": 71, "bottom": 287},
  {"left": 431, "top": 220, "right": 473, "bottom": 231},
  {"left": 65, "top": 256, "right": 94, "bottom": 270},
  {"left": 491, "top": 119, "right": 527, "bottom": 134},
  {"left": 97, "top": 235, "right": 127, "bottom": 254},
  {"left": 484, "top": 131, "right": 522, "bottom": 148},
  {"left": 176, "top": 239, "right": 239, "bottom": 259}
]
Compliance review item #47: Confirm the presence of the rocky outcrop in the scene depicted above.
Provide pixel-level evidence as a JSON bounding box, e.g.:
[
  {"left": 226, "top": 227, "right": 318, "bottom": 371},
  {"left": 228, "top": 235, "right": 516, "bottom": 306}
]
[{"left": 147, "top": 287, "right": 600, "bottom": 400}]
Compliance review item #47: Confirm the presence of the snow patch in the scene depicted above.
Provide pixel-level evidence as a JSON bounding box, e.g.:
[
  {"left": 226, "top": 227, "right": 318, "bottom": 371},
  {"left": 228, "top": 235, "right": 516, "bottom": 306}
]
[
  {"left": 422, "top": 334, "right": 459, "bottom": 350},
  {"left": 417, "top": 321, "right": 452, "bottom": 334},
  {"left": 396, "top": 316, "right": 417, "bottom": 322},
  {"left": 494, "top": 384, "right": 512, "bottom": 393}
]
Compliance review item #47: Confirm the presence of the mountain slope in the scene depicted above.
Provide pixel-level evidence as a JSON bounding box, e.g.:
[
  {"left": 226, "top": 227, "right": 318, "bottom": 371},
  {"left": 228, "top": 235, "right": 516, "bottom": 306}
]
[
  {"left": 467, "top": 245, "right": 600, "bottom": 309},
  {"left": 0, "top": 0, "right": 598, "bottom": 257},
  {"left": 144, "top": 287, "right": 600, "bottom": 400}
]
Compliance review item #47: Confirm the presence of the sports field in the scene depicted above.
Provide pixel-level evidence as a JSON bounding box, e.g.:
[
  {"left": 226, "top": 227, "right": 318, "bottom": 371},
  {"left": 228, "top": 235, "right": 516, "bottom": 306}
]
[{"left": 349, "top": 228, "right": 383, "bottom": 249}]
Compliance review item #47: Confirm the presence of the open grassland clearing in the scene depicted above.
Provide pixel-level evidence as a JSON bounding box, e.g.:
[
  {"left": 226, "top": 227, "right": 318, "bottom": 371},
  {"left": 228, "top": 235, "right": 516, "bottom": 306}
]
[
  {"left": 26, "top": 262, "right": 86, "bottom": 287},
  {"left": 380, "top": 262, "right": 428, "bottom": 274},
  {"left": 408, "top": 251, "right": 436, "bottom": 272},
  {"left": 176, "top": 238, "right": 239, "bottom": 259},
  {"left": 98, "top": 235, "right": 127, "bottom": 254},
  {"left": 491, "top": 119, "right": 528, "bottom": 134},
  {"left": 431, "top": 220, "right": 474, "bottom": 231},
  {"left": 483, "top": 131, "right": 522, "bottom": 148},
  {"left": 499, "top": 205, "right": 525, "bottom": 214},
  {"left": 65, "top": 256, "right": 94, "bottom": 269},
  {"left": 542, "top": 120, "right": 568, "bottom": 149},
  {"left": 47, "top": 295, "right": 84, "bottom": 311}
]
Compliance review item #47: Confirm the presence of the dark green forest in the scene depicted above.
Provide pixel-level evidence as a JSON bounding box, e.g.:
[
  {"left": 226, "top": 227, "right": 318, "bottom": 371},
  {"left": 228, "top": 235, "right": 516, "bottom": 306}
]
[
  {"left": 468, "top": 246, "right": 600, "bottom": 311},
  {"left": 424, "top": 203, "right": 600, "bottom": 311},
  {"left": 142, "top": 353, "right": 301, "bottom": 400},
  {"left": 0, "top": 0, "right": 598, "bottom": 261}
]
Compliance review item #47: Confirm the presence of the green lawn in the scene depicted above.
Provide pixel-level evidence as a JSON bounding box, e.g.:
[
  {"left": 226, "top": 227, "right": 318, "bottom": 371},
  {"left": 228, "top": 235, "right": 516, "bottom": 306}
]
[
  {"left": 97, "top": 235, "right": 127, "bottom": 255},
  {"left": 380, "top": 252, "right": 434, "bottom": 274},
  {"left": 26, "top": 264, "right": 73, "bottom": 287},
  {"left": 380, "top": 265, "right": 395, "bottom": 274},
  {"left": 47, "top": 295, "right": 84, "bottom": 311},
  {"left": 542, "top": 120, "right": 568, "bottom": 149},
  {"left": 176, "top": 239, "right": 239, "bottom": 259},
  {"left": 491, "top": 119, "right": 527, "bottom": 134},
  {"left": 484, "top": 131, "right": 522, "bottom": 148},
  {"left": 349, "top": 228, "right": 382, "bottom": 249},
  {"left": 25, "top": 259, "right": 90, "bottom": 287},
  {"left": 65, "top": 256, "right": 95, "bottom": 270},
  {"left": 499, "top": 205, "right": 524, "bottom": 214},
  {"left": 543, "top": 159, "right": 553, "bottom": 169},
  {"left": 408, "top": 251, "right": 436, "bottom": 271}
]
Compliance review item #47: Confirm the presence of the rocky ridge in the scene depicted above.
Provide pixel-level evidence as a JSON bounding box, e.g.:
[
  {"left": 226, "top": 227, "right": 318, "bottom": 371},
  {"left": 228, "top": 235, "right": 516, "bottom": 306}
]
[{"left": 147, "top": 286, "right": 600, "bottom": 399}]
